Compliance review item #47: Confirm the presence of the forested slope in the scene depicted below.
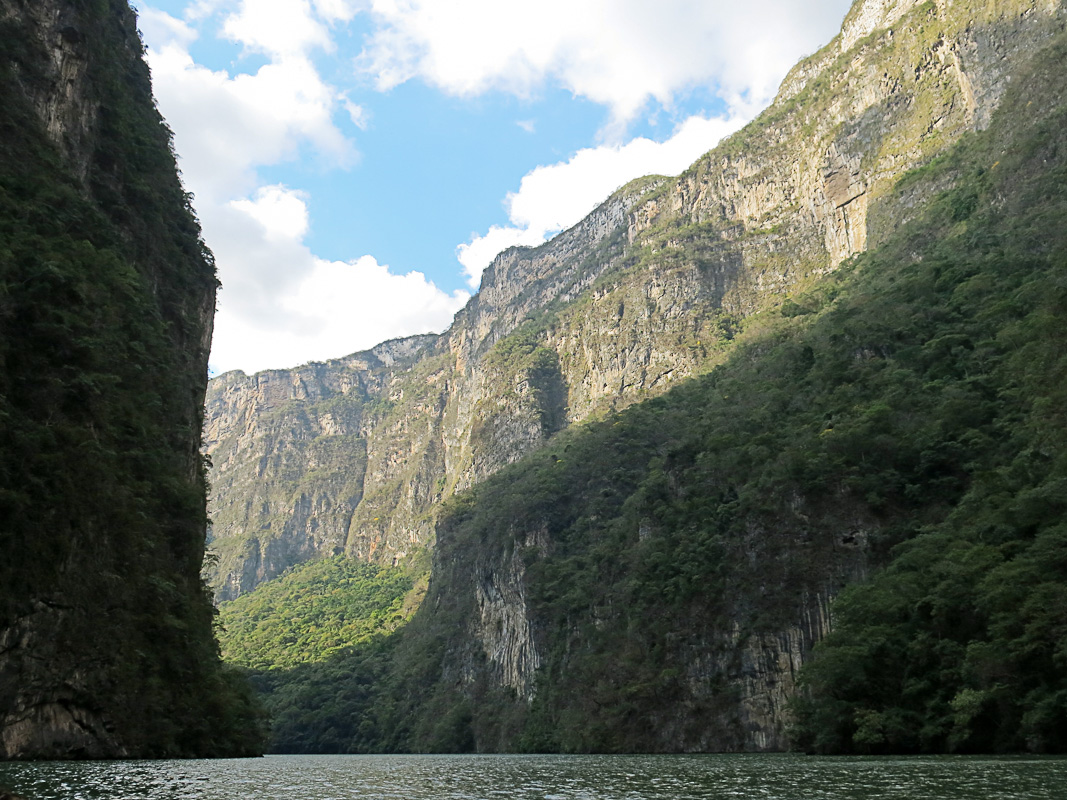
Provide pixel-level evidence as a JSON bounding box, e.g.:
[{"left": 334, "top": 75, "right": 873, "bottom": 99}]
[
  {"left": 239, "top": 25, "right": 1067, "bottom": 754},
  {"left": 0, "top": 0, "right": 263, "bottom": 758},
  {"left": 792, "top": 42, "right": 1067, "bottom": 752}
]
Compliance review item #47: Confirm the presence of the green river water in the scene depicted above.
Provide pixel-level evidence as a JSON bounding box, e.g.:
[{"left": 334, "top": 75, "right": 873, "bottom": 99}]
[{"left": 0, "top": 753, "right": 1064, "bottom": 799}]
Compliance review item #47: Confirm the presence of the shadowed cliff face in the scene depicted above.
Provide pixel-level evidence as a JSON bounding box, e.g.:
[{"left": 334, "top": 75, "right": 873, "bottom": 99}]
[
  {"left": 0, "top": 0, "right": 261, "bottom": 759},
  {"left": 203, "top": 0, "right": 1066, "bottom": 604}
]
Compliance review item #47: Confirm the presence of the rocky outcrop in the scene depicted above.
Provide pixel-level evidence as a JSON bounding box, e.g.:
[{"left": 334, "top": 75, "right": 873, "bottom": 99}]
[
  {"left": 0, "top": 0, "right": 98, "bottom": 177},
  {"left": 0, "top": 603, "right": 126, "bottom": 760},
  {"left": 720, "top": 596, "right": 834, "bottom": 751},
  {"left": 472, "top": 544, "right": 542, "bottom": 700},
  {"left": 202, "top": 183, "right": 657, "bottom": 597},
  {"left": 607, "top": 596, "right": 836, "bottom": 752},
  {"left": 204, "top": 337, "right": 439, "bottom": 600}
]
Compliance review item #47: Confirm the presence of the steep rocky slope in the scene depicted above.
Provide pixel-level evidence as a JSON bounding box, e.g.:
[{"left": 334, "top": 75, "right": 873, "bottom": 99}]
[
  {"left": 258, "top": 19, "right": 1067, "bottom": 753},
  {"left": 0, "top": 0, "right": 261, "bottom": 758},
  {"left": 205, "top": 0, "right": 1066, "bottom": 601},
  {"left": 207, "top": 0, "right": 1067, "bottom": 754}
]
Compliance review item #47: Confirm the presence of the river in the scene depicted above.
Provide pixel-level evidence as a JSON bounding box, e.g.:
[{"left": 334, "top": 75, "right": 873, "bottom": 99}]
[{"left": 1, "top": 753, "right": 1064, "bottom": 799}]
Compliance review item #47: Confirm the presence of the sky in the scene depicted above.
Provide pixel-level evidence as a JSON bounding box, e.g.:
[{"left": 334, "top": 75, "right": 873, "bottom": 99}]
[{"left": 131, "top": 0, "right": 855, "bottom": 375}]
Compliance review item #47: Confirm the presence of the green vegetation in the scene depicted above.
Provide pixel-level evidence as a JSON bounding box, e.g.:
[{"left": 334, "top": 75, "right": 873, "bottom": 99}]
[
  {"left": 0, "top": 0, "right": 263, "bottom": 756},
  {"left": 789, "top": 40, "right": 1067, "bottom": 755},
  {"left": 218, "top": 556, "right": 415, "bottom": 670},
  {"left": 238, "top": 32, "right": 1067, "bottom": 754},
  {"left": 480, "top": 322, "right": 566, "bottom": 438},
  {"left": 213, "top": 553, "right": 430, "bottom": 753},
  {"left": 485, "top": 323, "right": 559, "bottom": 378}
]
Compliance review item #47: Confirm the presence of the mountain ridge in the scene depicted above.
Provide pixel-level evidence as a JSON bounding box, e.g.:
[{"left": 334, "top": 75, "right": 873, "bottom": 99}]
[
  {"left": 203, "top": 0, "right": 1065, "bottom": 603},
  {"left": 209, "top": 0, "right": 1067, "bottom": 754},
  {"left": 251, "top": 21, "right": 1067, "bottom": 750}
]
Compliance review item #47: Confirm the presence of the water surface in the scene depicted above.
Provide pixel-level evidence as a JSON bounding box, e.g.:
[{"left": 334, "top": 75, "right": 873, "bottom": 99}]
[{"left": 0, "top": 753, "right": 1063, "bottom": 799}]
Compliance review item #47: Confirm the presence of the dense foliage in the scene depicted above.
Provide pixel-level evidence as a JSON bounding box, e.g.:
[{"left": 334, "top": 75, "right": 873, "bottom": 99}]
[
  {"left": 0, "top": 0, "right": 263, "bottom": 756},
  {"left": 217, "top": 556, "right": 416, "bottom": 670},
  {"left": 248, "top": 593, "right": 477, "bottom": 754},
  {"left": 238, "top": 34, "right": 1067, "bottom": 754},
  {"left": 788, "top": 41, "right": 1067, "bottom": 754},
  {"left": 214, "top": 554, "right": 431, "bottom": 753}
]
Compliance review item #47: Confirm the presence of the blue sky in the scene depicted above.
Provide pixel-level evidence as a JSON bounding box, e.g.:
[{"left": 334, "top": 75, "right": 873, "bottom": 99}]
[{"left": 132, "top": 0, "right": 854, "bottom": 375}]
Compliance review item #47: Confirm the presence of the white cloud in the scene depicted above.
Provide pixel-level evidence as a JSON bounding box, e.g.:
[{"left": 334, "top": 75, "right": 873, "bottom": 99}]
[
  {"left": 312, "top": 0, "right": 360, "bottom": 23},
  {"left": 456, "top": 224, "right": 546, "bottom": 287},
  {"left": 183, "top": 0, "right": 226, "bottom": 22},
  {"left": 132, "top": 0, "right": 857, "bottom": 373},
  {"left": 210, "top": 250, "right": 468, "bottom": 374},
  {"left": 135, "top": 1, "right": 467, "bottom": 375},
  {"left": 224, "top": 0, "right": 331, "bottom": 57},
  {"left": 457, "top": 113, "right": 748, "bottom": 288},
  {"left": 229, "top": 184, "right": 310, "bottom": 242},
  {"left": 145, "top": 44, "right": 353, "bottom": 204},
  {"left": 208, "top": 189, "right": 467, "bottom": 374},
  {"left": 136, "top": 7, "right": 198, "bottom": 49},
  {"left": 139, "top": 3, "right": 356, "bottom": 333},
  {"left": 342, "top": 95, "right": 370, "bottom": 129},
  {"left": 142, "top": 0, "right": 353, "bottom": 207},
  {"left": 359, "top": 0, "right": 853, "bottom": 128}
]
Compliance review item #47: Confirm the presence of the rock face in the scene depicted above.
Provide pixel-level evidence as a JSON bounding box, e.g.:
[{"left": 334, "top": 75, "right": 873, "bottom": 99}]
[
  {"left": 418, "top": 467, "right": 875, "bottom": 753},
  {"left": 205, "top": 0, "right": 1064, "bottom": 595},
  {"left": 0, "top": 0, "right": 260, "bottom": 759},
  {"left": 206, "top": 0, "right": 1065, "bottom": 751},
  {"left": 204, "top": 337, "right": 440, "bottom": 600}
]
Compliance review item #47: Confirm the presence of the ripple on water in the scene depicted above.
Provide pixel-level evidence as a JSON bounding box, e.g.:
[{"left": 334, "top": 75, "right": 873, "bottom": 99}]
[{"left": 0, "top": 753, "right": 1065, "bottom": 800}]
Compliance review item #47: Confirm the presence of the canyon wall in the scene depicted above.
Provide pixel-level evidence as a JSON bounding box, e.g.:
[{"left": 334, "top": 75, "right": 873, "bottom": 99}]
[
  {"left": 206, "top": 0, "right": 1065, "bottom": 752},
  {"left": 0, "top": 0, "right": 260, "bottom": 758},
  {"left": 205, "top": 0, "right": 1064, "bottom": 601}
]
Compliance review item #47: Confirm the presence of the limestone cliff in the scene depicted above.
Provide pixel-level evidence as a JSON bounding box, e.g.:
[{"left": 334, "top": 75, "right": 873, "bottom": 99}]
[
  {"left": 204, "top": 336, "right": 440, "bottom": 600},
  {"left": 347, "top": 16, "right": 1067, "bottom": 749},
  {"left": 0, "top": 0, "right": 261, "bottom": 758},
  {"left": 205, "top": 0, "right": 1065, "bottom": 603}
]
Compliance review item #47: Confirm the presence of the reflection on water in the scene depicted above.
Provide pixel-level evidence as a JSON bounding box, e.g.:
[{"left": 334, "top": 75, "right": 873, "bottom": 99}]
[{"left": 0, "top": 753, "right": 1064, "bottom": 800}]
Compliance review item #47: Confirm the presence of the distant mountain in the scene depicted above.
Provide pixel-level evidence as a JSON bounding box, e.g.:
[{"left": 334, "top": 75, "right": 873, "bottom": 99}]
[
  {"left": 0, "top": 0, "right": 263, "bottom": 758},
  {"left": 208, "top": 0, "right": 1067, "bottom": 753}
]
